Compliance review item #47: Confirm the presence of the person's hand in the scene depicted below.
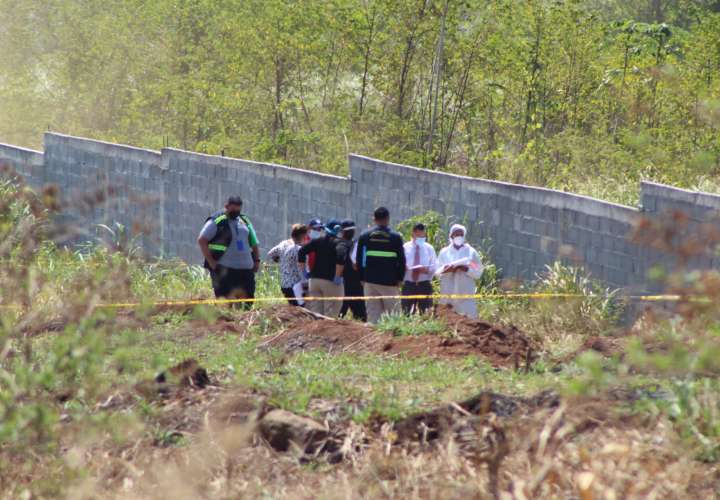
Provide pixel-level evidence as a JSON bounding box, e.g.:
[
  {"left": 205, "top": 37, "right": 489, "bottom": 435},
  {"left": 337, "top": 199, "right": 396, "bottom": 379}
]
[
  {"left": 441, "top": 265, "right": 454, "bottom": 274},
  {"left": 455, "top": 265, "right": 469, "bottom": 273},
  {"left": 208, "top": 259, "right": 218, "bottom": 271},
  {"left": 253, "top": 260, "right": 260, "bottom": 273}
]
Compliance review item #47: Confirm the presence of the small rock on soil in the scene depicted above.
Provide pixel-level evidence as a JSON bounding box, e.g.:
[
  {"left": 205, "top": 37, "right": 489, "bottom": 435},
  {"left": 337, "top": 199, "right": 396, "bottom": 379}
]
[{"left": 259, "top": 409, "right": 329, "bottom": 453}]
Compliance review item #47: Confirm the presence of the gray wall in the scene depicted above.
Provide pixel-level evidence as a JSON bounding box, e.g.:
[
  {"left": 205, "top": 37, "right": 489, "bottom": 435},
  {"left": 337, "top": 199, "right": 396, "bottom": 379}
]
[
  {"left": 162, "top": 148, "right": 350, "bottom": 263},
  {"left": 639, "top": 181, "right": 720, "bottom": 288},
  {"left": 43, "top": 134, "right": 163, "bottom": 253},
  {"left": 0, "top": 132, "right": 718, "bottom": 293},
  {"left": 349, "top": 155, "right": 645, "bottom": 290},
  {"left": 0, "top": 142, "right": 44, "bottom": 188}
]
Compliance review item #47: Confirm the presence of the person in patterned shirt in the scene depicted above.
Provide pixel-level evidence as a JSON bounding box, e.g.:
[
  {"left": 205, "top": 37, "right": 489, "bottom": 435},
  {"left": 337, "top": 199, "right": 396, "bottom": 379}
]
[{"left": 267, "top": 224, "right": 308, "bottom": 306}]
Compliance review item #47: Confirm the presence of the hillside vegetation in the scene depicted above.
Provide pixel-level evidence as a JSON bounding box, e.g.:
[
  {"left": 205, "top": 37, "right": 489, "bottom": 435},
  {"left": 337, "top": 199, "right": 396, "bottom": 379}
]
[{"left": 2, "top": 0, "right": 720, "bottom": 204}]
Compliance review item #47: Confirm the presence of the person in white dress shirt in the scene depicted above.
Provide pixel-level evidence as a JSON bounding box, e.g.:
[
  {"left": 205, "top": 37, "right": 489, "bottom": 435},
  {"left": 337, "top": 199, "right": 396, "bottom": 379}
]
[
  {"left": 401, "top": 223, "right": 438, "bottom": 314},
  {"left": 435, "top": 224, "right": 484, "bottom": 318}
]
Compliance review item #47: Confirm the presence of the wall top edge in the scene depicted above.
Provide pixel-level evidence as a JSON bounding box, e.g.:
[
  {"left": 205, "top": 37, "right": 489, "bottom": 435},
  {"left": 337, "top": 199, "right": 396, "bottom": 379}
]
[
  {"left": 0, "top": 142, "right": 43, "bottom": 155},
  {"left": 44, "top": 132, "right": 161, "bottom": 157},
  {"left": 641, "top": 180, "right": 720, "bottom": 204},
  {"left": 349, "top": 154, "right": 640, "bottom": 216},
  {"left": 163, "top": 147, "right": 350, "bottom": 182}
]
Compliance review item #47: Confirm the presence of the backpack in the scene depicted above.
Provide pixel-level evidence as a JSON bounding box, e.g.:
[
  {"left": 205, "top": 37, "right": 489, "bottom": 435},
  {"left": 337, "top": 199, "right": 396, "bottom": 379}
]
[{"left": 203, "top": 211, "right": 232, "bottom": 268}]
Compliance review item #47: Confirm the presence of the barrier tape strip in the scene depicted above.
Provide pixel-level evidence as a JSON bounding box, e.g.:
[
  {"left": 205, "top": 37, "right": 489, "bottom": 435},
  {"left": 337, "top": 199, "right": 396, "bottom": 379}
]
[{"left": 0, "top": 292, "right": 708, "bottom": 311}]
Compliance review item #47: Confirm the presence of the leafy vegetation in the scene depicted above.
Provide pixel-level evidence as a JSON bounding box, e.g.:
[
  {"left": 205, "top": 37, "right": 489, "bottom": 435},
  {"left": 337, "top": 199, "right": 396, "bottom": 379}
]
[
  {"left": 2, "top": 1, "right": 720, "bottom": 203},
  {"left": 376, "top": 312, "right": 448, "bottom": 337}
]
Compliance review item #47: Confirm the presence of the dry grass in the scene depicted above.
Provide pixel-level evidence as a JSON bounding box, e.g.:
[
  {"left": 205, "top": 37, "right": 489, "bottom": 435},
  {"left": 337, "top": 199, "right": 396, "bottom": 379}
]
[{"left": 55, "top": 395, "right": 717, "bottom": 500}]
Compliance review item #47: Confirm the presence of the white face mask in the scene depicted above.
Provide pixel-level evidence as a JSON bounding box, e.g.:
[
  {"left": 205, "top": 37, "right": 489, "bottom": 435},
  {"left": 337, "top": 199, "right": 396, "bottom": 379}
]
[
  {"left": 452, "top": 236, "right": 465, "bottom": 247},
  {"left": 310, "top": 230, "right": 322, "bottom": 239},
  {"left": 415, "top": 237, "right": 426, "bottom": 245}
]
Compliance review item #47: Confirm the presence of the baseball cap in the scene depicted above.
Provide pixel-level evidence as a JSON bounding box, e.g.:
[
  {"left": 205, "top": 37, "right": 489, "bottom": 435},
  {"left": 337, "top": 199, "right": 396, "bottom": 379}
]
[
  {"left": 325, "top": 218, "right": 342, "bottom": 235},
  {"left": 340, "top": 219, "right": 356, "bottom": 230},
  {"left": 307, "top": 218, "right": 323, "bottom": 229}
]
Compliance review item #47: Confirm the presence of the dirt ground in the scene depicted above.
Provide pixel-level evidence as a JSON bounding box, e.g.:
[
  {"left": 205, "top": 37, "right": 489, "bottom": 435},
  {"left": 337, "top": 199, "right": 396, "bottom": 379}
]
[
  {"left": 260, "top": 304, "right": 538, "bottom": 367},
  {"left": 83, "top": 362, "right": 719, "bottom": 500},
  {"left": 55, "top": 305, "right": 719, "bottom": 499}
]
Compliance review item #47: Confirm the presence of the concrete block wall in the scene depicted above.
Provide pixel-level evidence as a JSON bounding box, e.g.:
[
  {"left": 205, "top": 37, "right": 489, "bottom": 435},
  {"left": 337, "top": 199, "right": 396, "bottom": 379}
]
[
  {"left": 162, "top": 148, "right": 350, "bottom": 263},
  {"left": 1, "top": 132, "right": 720, "bottom": 293},
  {"left": 350, "top": 155, "right": 645, "bottom": 289},
  {"left": 639, "top": 181, "right": 720, "bottom": 286},
  {"left": 43, "top": 134, "right": 164, "bottom": 253},
  {"left": 0, "top": 143, "right": 44, "bottom": 188}
]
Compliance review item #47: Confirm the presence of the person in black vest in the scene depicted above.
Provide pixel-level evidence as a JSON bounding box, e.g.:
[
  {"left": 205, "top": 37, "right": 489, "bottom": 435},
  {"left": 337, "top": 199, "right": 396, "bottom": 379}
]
[
  {"left": 297, "top": 219, "right": 347, "bottom": 317},
  {"left": 338, "top": 219, "right": 367, "bottom": 322},
  {"left": 355, "top": 207, "right": 406, "bottom": 323},
  {"left": 197, "top": 196, "right": 260, "bottom": 305}
]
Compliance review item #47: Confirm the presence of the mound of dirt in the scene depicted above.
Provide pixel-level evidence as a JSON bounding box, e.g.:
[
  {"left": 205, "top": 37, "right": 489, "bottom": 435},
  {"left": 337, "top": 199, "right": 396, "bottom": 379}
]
[
  {"left": 262, "top": 304, "right": 538, "bottom": 367},
  {"left": 392, "top": 389, "right": 560, "bottom": 444},
  {"left": 567, "top": 335, "right": 625, "bottom": 362},
  {"left": 384, "top": 305, "right": 538, "bottom": 367},
  {"left": 261, "top": 315, "right": 381, "bottom": 354}
]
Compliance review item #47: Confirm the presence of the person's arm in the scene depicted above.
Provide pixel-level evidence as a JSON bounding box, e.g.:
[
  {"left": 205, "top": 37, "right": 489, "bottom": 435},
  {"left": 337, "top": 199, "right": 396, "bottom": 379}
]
[
  {"left": 355, "top": 234, "right": 366, "bottom": 274},
  {"left": 350, "top": 241, "right": 359, "bottom": 270},
  {"left": 198, "top": 220, "right": 218, "bottom": 270},
  {"left": 251, "top": 244, "right": 260, "bottom": 272},
  {"left": 334, "top": 240, "right": 347, "bottom": 283},
  {"left": 239, "top": 215, "right": 261, "bottom": 272},
  {"left": 198, "top": 237, "right": 216, "bottom": 270},
  {"left": 243, "top": 215, "right": 259, "bottom": 248},
  {"left": 297, "top": 239, "right": 315, "bottom": 272},
  {"left": 426, "top": 246, "right": 438, "bottom": 275},
  {"left": 267, "top": 242, "right": 283, "bottom": 263},
  {"left": 465, "top": 248, "right": 484, "bottom": 280},
  {"left": 395, "top": 234, "right": 406, "bottom": 284},
  {"left": 435, "top": 248, "right": 452, "bottom": 276}
]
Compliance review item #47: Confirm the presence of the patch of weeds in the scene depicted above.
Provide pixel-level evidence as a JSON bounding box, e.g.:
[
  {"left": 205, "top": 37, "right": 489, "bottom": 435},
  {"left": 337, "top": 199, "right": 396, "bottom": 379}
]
[
  {"left": 154, "top": 429, "right": 187, "bottom": 448},
  {"left": 248, "top": 313, "right": 278, "bottom": 337},
  {"left": 376, "top": 313, "right": 448, "bottom": 337},
  {"left": 233, "top": 349, "right": 566, "bottom": 422}
]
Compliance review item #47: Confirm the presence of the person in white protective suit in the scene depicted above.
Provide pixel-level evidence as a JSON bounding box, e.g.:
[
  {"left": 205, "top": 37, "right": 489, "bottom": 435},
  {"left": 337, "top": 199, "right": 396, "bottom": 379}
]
[{"left": 435, "top": 224, "right": 484, "bottom": 318}]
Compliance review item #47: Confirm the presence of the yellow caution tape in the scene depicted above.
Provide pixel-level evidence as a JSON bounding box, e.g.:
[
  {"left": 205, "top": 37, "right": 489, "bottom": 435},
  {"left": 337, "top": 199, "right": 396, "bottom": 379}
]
[{"left": 0, "top": 292, "right": 704, "bottom": 311}]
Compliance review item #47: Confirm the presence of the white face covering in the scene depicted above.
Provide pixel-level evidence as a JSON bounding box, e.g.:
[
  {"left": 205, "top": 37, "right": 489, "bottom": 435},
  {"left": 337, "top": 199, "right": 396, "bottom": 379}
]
[
  {"left": 310, "top": 229, "right": 322, "bottom": 239},
  {"left": 452, "top": 236, "right": 465, "bottom": 247}
]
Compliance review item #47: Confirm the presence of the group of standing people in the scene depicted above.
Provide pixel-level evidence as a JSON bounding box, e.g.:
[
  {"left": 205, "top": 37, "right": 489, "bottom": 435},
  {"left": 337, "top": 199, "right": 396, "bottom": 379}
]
[
  {"left": 197, "top": 196, "right": 485, "bottom": 322},
  {"left": 268, "top": 207, "right": 485, "bottom": 322}
]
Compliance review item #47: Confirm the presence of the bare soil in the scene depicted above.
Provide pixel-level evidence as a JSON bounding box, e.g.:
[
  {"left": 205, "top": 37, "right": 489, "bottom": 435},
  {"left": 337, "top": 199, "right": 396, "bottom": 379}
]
[{"left": 261, "top": 304, "right": 538, "bottom": 367}]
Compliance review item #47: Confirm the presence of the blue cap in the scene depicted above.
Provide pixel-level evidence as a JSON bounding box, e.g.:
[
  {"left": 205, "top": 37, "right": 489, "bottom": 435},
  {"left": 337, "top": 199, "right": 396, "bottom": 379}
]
[
  {"left": 325, "top": 218, "right": 342, "bottom": 236},
  {"left": 308, "top": 218, "right": 323, "bottom": 229}
]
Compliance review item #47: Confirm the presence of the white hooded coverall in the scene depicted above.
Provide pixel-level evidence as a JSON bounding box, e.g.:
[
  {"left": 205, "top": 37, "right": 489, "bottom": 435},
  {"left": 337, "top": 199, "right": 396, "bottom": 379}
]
[{"left": 435, "top": 224, "right": 484, "bottom": 319}]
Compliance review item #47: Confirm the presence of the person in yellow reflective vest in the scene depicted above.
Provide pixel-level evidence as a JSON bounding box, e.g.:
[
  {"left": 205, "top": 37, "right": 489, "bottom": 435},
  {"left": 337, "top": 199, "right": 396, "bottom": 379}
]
[{"left": 198, "top": 196, "right": 260, "bottom": 304}]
